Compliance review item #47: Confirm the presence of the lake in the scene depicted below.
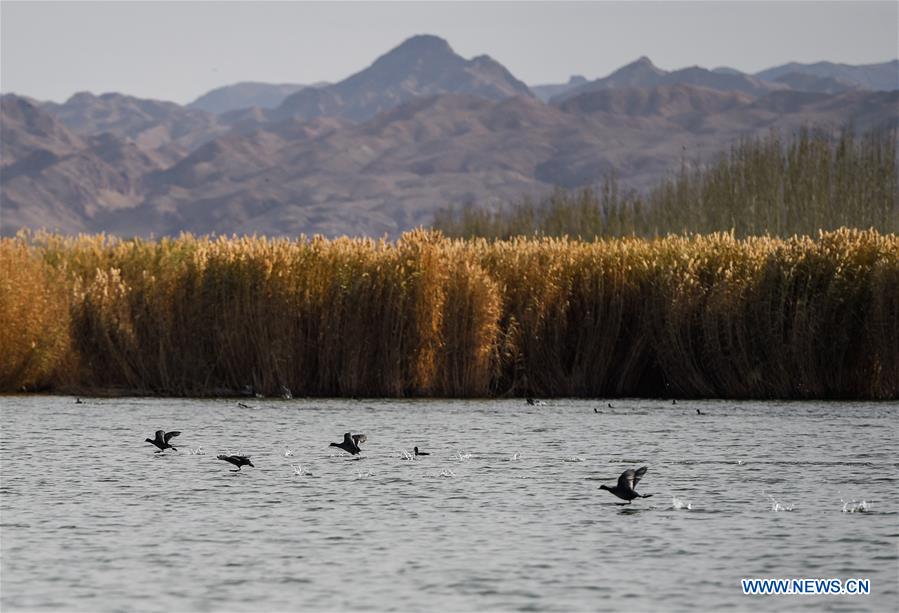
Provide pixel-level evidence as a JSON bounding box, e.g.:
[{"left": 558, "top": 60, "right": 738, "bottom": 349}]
[{"left": 1, "top": 397, "right": 896, "bottom": 611}]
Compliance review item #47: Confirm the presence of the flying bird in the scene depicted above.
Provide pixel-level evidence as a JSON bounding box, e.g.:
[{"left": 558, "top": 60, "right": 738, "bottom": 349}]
[
  {"left": 599, "top": 467, "right": 653, "bottom": 503},
  {"left": 217, "top": 454, "right": 254, "bottom": 471},
  {"left": 330, "top": 432, "right": 366, "bottom": 455},
  {"left": 146, "top": 430, "right": 180, "bottom": 453}
]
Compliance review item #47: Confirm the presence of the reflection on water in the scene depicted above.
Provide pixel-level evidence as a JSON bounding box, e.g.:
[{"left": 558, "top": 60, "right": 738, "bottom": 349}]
[{"left": 1, "top": 397, "right": 897, "bottom": 611}]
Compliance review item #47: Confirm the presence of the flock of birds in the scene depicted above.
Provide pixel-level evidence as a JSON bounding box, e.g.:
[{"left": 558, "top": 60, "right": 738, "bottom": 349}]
[
  {"left": 146, "top": 427, "right": 435, "bottom": 476},
  {"left": 139, "top": 395, "right": 695, "bottom": 502},
  {"left": 145, "top": 429, "right": 254, "bottom": 471},
  {"left": 139, "top": 399, "right": 874, "bottom": 513}
]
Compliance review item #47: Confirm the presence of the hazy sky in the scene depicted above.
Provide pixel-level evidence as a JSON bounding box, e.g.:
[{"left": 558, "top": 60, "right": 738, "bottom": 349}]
[{"left": 2, "top": 1, "right": 897, "bottom": 104}]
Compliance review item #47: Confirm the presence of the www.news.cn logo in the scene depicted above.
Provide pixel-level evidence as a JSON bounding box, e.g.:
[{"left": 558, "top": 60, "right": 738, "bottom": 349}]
[{"left": 742, "top": 578, "right": 870, "bottom": 595}]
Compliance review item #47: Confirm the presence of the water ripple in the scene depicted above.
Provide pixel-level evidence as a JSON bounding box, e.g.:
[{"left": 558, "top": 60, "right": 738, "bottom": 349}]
[{"left": 1, "top": 397, "right": 896, "bottom": 612}]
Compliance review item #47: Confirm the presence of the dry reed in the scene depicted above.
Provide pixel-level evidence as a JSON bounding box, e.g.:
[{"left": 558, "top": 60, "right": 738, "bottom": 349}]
[
  {"left": 1, "top": 229, "right": 896, "bottom": 399},
  {"left": 434, "top": 127, "right": 898, "bottom": 239}
]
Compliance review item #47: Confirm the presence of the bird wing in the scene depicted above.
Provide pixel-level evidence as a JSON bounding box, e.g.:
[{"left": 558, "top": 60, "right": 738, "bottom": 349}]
[
  {"left": 618, "top": 467, "right": 647, "bottom": 491},
  {"left": 631, "top": 466, "right": 648, "bottom": 488},
  {"left": 164, "top": 431, "right": 181, "bottom": 443},
  {"left": 352, "top": 434, "right": 367, "bottom": 446}
]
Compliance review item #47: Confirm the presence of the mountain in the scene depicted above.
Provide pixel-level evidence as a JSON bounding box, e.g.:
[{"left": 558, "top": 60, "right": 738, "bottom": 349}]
[
  {"left": 267, "top": 34, "right": 534, "bottom": 122},
  {"left": 531, "top": 75, "right": 588, "bottom": 102},
  {"left": 5, "top": 85, "right": 896, "bottom": 238},
  {"left": 3, "top": 39, "right": 898, "bottom": 239},
  {"left": 771, "top": 72, "right": 859, "bottom": 94},
  {"left": 1, "top": 94, "right": 84, "bottom": 166},
  {"left": 89, "top": 87, "right": 897, "bottom": 238},
  {"left": 661, "top": 66, "right": 786, "bottom": 97},
  {"left": 756, "top": 59, "right": 899, "bottom": 91},
  {"left": 587, "top": 56, "right": 666, "bottom": 89},
  {"left": 1, "top": 95, "right": 163, "bottom": 234},
  {"left": 744, "top": 90, "right": 898, "bottom": 129},
  {"left": 103, "top": 94, "right": 582, "bottom": 237},
  {"left": 44, "top": 92, "right": 227, "bottom": 161},
  {"left": 556, "top": 84, "right": 753, "bottom": 120},
  {"left": 552, "top": 57, "right": 782, "bottom": 103},
  {"left": 188, "top": 82, "right": 312, "bottom": 114}
]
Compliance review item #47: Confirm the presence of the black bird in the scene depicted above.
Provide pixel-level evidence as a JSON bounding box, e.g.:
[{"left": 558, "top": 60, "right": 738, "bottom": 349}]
[
  {"left": 217, "top": 454, "right": 254, "bottom": 471},
  {"left": 594, "top": 408, "right": 599, "bottom": 413},
  {"left": 414, "top": 446, "right": 430, "bottom": 456},
  {"left": 526, "top": 397, "right": 536, "bottom": 406},
  {"left": 672, "top": 399, "right": 677, "bottom": 405},
  {"left": 330, "top": 432, "right": 366, "bottom": 455},
  {"left": 146, "top": 430, "right": 180, "bottom": 453},
  {"left": 237, "top": 401, "right": 253, "bottom": 409},
  {"left": 599, "top": 467, "right": 653, "bottom": 503},
  {"left": 75, "top": 398, "right": 83, "bottom": 404},
  {"left": 608, "top": 402, "right": 613, "bottom": 408},
  {"left": 696, "top": 408, "right": 706, "bottom": 416}
]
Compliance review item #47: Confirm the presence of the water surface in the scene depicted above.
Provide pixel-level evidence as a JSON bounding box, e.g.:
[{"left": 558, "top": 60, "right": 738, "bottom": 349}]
[{"left": 2, "top": 397, "right": 896, "bottom": 611}]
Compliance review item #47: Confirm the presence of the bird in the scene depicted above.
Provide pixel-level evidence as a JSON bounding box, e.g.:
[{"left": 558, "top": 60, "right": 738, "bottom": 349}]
[
  {"left": 237, "top": 401, "right": 253, "bottom": 409},
  {"left": 146, "top": 430, "right": 180, "bottom": 453},
  {"left": 217, "top": 454, "right": 254, "bottom": 471},
  {"left": 74, "top": 398, "right": 83, "bottom": 404},
  {"left": 330, "top": 432, "right": 366, "bottom": 455},
  {"left": 608, "top": 402, "right": 613, "bottom": 408},
  {"left": 672, "top": 399, "right": 678, "bottom": 405},
  {"left": 599, "top": 467, "right": 653, "bottom": 503},
  {"left": 594, "top": 408, "right": 599, "bottom": 413},
  {"left": 526, "top": 397, "right": 536, "bottom": 406},
  {"left": 414, "top": 446, "right": 430, "bottom": 456},
  {"left": 696, "top": 408, "right": 706, "bottom": 416}
]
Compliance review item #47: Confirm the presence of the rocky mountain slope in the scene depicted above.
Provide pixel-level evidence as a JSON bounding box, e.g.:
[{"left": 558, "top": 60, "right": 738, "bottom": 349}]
[{"left": 551, "top": 57, "right": 785, "bottom": 103}]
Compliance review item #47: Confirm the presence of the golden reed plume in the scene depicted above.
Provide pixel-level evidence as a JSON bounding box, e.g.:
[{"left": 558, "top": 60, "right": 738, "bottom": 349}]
[{"left": 1, "top": 228, "right": 896, "bottom": 399}]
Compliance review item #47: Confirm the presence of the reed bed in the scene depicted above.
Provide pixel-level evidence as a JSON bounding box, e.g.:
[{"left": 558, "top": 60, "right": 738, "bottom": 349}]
[
  {"left": 434, "top": 127, "right": 898, "bottom": 239},
  {"left": 1, "top": 229, "right": 896, "bottom": 399}
]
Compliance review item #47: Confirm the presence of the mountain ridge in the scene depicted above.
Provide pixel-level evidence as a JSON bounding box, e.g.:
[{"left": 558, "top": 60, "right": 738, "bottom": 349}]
[
  {"left": 267, "top": 34, "right": 534, "bottom": 123},
  {"left": 2, "top": 36, "right": 897, "bottom": 238},
  {"left": 551, "top": 56, "right": 785, "bottom": 103}
]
